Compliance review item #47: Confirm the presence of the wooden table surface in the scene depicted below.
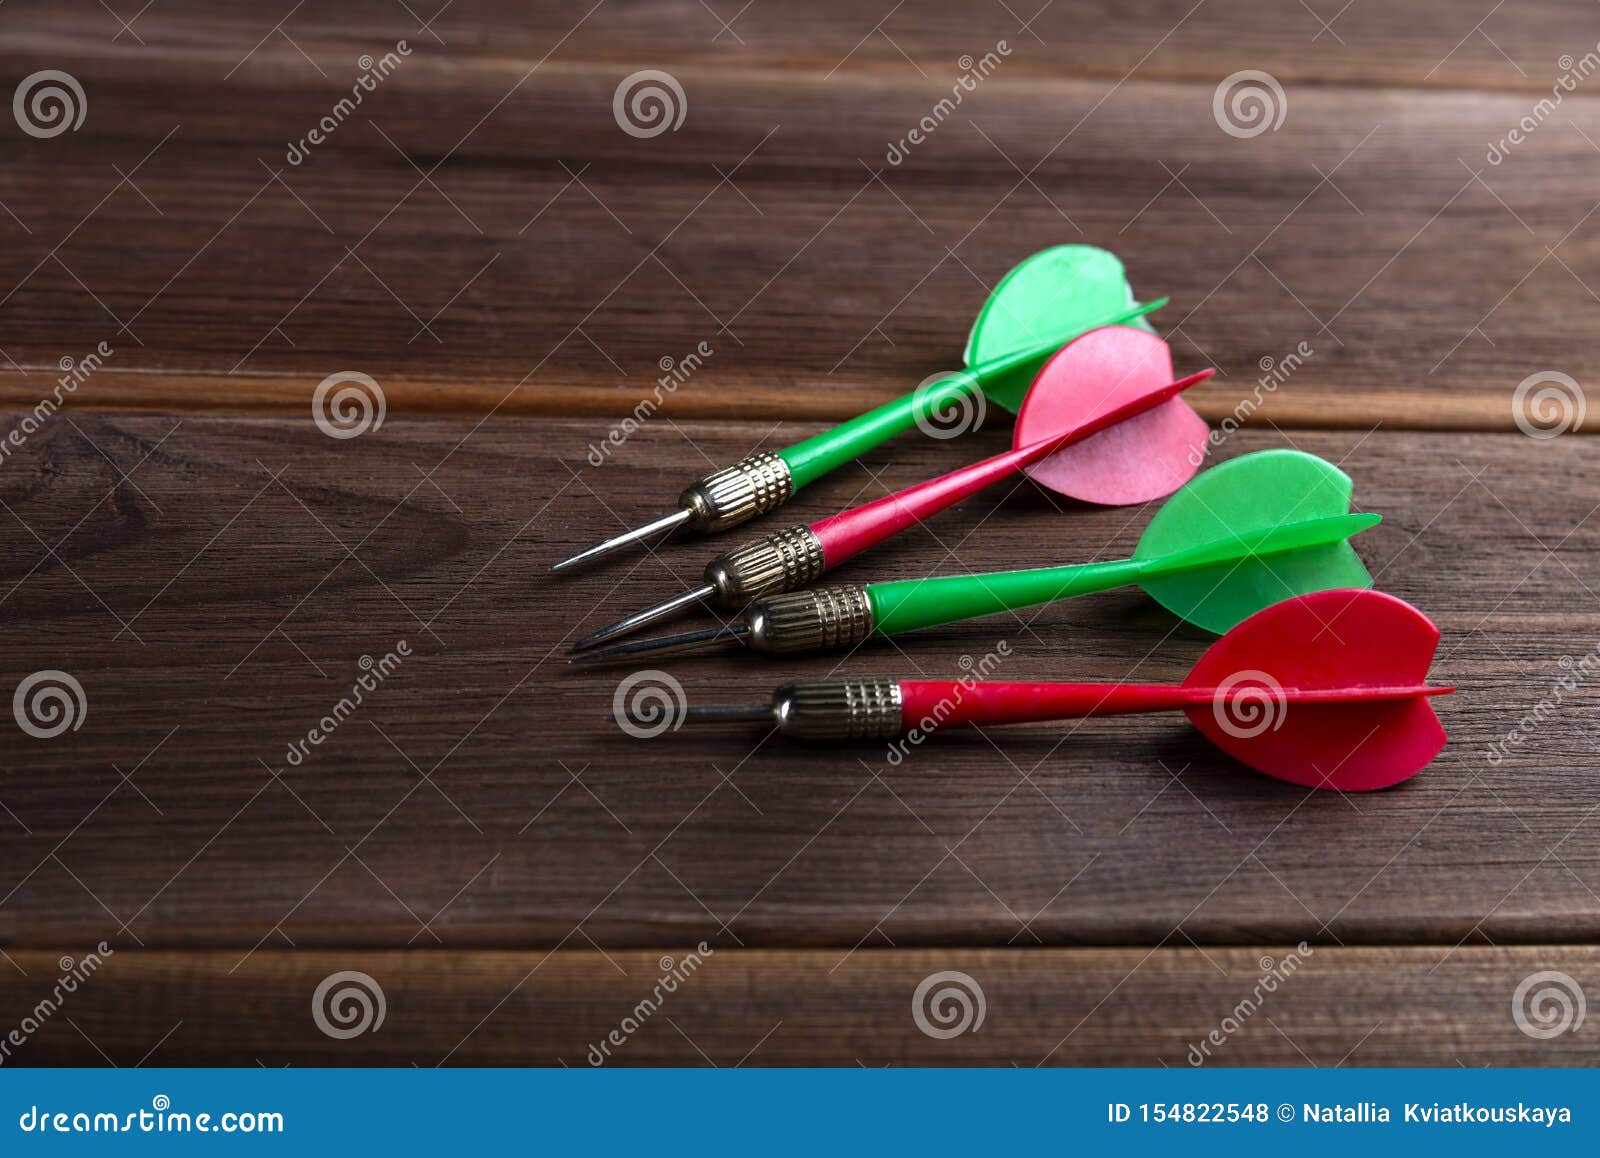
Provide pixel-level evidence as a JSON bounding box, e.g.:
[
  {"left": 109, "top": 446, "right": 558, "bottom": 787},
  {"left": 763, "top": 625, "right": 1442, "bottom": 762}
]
[{"left": 2, "top": 0, "right": 1597, "bottom": 1065}]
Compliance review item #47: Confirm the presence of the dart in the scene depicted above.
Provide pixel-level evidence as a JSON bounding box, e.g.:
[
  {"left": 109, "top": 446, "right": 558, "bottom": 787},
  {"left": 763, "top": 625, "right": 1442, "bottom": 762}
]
[
  {"left": 570, "top": 449, "right": 1380, "bottom": 664},
  {"left": 569, "top": 326, "right": 1212, "bottom": 651},
  {"left": 621, "top": 589, "right": 1453, "bottom": 792},
  {"left": 551, "top": 246, "right": 1164, "bottom": 572}
]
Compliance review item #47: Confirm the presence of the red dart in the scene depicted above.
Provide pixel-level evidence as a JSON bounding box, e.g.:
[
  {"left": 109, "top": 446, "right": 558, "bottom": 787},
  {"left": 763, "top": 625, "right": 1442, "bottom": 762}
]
[
  {"left": 643, "top": 590, "right": 1454, "bottom": 792},
  {"left": 571, "top": 326, "right": 1212, "bottom": 651}
]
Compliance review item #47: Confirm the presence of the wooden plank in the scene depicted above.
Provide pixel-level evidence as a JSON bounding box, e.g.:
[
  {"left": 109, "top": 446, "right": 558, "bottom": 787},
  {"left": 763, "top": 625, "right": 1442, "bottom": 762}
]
[
  {"left": 0, "top": 415, "right": 1593, "bottom": 949},
  {"left": 2, "top": 15, "right": 1598, "bottom": 427},
  {"left": 2, "top": 945, "right": 1596, "bottom": 1066},
  {"left": 5, "top": 0, "right": 1589, "bottom": 92}
]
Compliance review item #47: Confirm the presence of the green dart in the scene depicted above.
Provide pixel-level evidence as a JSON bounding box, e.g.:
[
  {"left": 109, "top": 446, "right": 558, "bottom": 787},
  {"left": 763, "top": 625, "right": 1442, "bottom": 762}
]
[
  {"left": 550, "top": 245, "right": 1163, "bottom": 572},
  {"left": 568, "top": 449, "right": 1380, "bottom": 663}
]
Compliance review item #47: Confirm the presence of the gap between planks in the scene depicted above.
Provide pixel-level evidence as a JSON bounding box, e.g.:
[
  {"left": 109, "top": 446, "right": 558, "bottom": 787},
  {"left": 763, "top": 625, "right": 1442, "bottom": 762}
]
[{"left": 0, "top": 377, "right": 1546, "bottom": 432}]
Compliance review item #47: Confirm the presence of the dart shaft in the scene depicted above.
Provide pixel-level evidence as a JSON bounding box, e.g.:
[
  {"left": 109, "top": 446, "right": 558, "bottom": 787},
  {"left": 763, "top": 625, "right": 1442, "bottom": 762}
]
[
  {"left": 899, "top": 680, "right": 1197, "bottom": 726},
  {"left": 810, "top": 438, "right": 1053, "bottom": 564},
  {"left": 780, "top": 369, "right": 980, "bottom": 488},
  {"left": 868, "top": 558, "right": 1145, "bottom": 636}
]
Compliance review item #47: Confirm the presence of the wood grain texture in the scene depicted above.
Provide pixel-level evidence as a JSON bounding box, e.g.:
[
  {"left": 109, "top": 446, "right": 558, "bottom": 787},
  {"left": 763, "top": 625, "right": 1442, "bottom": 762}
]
[
  {"left": 5, "top": 0, "right": 1592, "bottom": 91},
  {"left": 2, "top": 945, "right": 1597, "bottom": 1066},
  {"left": 1, "top": 3, "right": 1598, "bottom": 427},
  {"left": 2, "top": 0, "right": 1598, "bottom": 1069},
  {"left": 0, "top": 416, "right": 1592, "bottom": 952}
]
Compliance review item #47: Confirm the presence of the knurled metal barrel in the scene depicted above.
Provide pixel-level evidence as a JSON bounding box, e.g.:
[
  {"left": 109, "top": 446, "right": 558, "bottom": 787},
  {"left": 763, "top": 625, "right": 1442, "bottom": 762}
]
[
  {"left": 745, "top": 586, "right": 874, "bottom": 654},
  {"left": 704, "top": 525, "right": 826, "bottom": 604},
  {"left": 770, "top": 678, "right": 904, "bottom": 741},
  {"left": 679, "top": 452, "right": 794, "bottom": 532}
]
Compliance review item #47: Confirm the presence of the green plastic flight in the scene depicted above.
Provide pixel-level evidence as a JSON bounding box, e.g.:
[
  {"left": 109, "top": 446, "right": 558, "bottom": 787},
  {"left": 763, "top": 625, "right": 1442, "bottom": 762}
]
[{"left": 960, "top": 243, "right": 1157, "bottom": 414}]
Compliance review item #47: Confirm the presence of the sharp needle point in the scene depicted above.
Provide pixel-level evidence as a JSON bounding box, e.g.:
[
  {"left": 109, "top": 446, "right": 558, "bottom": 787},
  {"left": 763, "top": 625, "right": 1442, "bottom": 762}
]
[
  {"left": 681, "top": 704, "right": 774, "bottom": 724},
  {"left": 550, "top": 508, "right": 692, "bottom": 573},
  {"left": 568, "top": 623, "right": 750, "bottom": 666},
  {"left": 603, "top": 703, "right": 771, "bottom": 727},
  {"left": 569, "top": 584, "right": 719, "bottom": 651}
]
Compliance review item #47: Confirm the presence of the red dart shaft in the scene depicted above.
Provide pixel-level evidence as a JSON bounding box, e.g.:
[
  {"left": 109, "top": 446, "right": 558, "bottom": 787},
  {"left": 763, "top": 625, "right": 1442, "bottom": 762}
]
[
  {"left": 809, "top": 370, "right": 1212, "bottom": 566},
  {"left": 899, "top": 681, "right": 1196, "bottom": 727},
  {"left": 897, "top": 680, "right": 1449, "bottom": 729},
  {"left": 812, "top": 438, "right": 1055, "bottom": 565}
]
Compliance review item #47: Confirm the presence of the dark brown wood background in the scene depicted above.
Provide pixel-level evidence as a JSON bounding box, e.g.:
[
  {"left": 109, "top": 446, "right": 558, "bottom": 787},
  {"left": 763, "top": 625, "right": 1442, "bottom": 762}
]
[{"left": 1, "top": 0, "right": 1597, "bottom": 1066}]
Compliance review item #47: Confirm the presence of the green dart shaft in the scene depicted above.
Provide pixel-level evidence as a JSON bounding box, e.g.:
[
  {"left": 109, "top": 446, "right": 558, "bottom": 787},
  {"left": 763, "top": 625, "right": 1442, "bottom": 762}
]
[
  {"left": 865, "top": 514, "right": 1380, "bottom": 636},
  {"left": 777, "top": 297, "right": 1165, "bottom": 488},
  {"left": 866, "top": 558, "right": 1143, "bottom": 634}
]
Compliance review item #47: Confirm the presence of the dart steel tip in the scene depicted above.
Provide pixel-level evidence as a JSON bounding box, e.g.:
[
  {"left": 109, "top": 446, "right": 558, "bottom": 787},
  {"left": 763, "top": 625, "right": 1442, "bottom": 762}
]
[
  {"left": 550, "top": 509, "right": 692, "bottom": 573},
  {"left": 551, "top": 452, "right": 799, "bottom": 574},
  {"left": 569, "top": 584, "right": 718, "bottom": 652},
  {"left": 604, "top": 703, "right": 772, "bottom": 725},
  {"left": 568, "top": 623, "right": 749, "bottom": 666}
]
